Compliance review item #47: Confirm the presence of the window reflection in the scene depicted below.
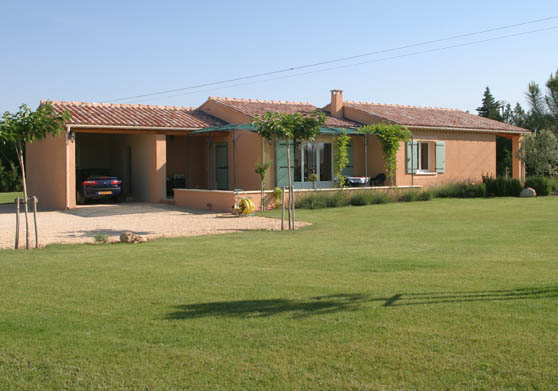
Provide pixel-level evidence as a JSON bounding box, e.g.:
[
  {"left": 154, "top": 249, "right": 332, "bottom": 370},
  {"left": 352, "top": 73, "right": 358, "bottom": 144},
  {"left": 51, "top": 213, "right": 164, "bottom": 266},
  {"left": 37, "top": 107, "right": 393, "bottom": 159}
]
[
  {"left": 304, "top": 143, "right": 316, "bottom": 181},
  {"left": 320, "top": 143, "right": 332, "bottom": 181},
  {"left": 291, "top": 141, "right": 332, "bottom": 183},
  {"left": 294, "top": 142, "right": 302, "bottom": 182}
]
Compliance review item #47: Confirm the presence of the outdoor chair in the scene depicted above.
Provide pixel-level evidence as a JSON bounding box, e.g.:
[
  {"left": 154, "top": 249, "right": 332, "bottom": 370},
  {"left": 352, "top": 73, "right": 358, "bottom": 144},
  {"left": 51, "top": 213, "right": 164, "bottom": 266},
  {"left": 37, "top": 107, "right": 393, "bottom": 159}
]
[{"left": 369, "top": 173, "right": 386, "bottom": 187}]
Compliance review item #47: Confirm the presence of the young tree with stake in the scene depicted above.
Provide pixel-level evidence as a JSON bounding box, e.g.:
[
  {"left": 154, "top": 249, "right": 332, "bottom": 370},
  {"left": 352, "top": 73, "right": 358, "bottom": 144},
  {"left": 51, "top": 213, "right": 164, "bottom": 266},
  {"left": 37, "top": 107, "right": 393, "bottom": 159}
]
[
  {"left": 0, "top": 102, "right": 69, "bottom": 249},
  {"left": 253, "top": 110, "right": 325, "bottom": 229}
]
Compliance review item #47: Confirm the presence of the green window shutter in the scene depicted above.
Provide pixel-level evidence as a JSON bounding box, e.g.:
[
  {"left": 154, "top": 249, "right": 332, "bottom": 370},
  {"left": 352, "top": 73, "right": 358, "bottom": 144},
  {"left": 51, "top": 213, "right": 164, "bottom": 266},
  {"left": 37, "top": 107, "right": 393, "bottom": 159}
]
[
  {"left": 215, "top": 142, "right": 229, "bottom": 190},
  {"left": 276, "top": 140, "right": 294, "bottom": 187},
  {"left": 342, "top": 142, "right": 354, "bottom": 177},
  {"left": 406, "top": 141, "right": 418, "bottom": 174},
  {"left": 435, "top": 142, "right": 446, "bottom": 173}
]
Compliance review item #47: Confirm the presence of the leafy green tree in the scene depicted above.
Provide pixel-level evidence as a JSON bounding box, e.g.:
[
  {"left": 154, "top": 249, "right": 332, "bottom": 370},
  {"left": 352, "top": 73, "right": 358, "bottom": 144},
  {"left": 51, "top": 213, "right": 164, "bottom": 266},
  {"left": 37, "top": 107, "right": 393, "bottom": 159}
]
[
  {"left": 254, "top": 161, "right": 271, "bottom": 211},
  {"left": 253, "top": 110, "right": 325, "bottom": 229},
  {"left": 502, "top": 102, "right": 529, "bottom": 129},
  {"left": 518, "top": 129, "right": 558, "bottom": 177},
  {"left": 0, "top": 102, "right": 69, "bottom": 249},
  {"left": 477, "top": 87, "right": 503, "bottom": 121}
]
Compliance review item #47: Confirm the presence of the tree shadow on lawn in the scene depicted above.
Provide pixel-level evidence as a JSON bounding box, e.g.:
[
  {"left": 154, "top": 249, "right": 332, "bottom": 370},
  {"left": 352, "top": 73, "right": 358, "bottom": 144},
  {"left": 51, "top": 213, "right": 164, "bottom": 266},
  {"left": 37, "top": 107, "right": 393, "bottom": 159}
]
[{"left": 166, "top": 287, "right": 558, "bottom": 319}]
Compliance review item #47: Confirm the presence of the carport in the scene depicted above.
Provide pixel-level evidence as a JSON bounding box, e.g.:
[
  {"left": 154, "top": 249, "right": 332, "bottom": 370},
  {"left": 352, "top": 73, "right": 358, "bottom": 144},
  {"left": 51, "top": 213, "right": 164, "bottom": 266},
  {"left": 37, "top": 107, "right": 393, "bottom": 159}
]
[
  {"left": 26, "top": 101, "right": 225, "bottom": 210},
  {"left": 75, "top": 132, "right": 157, "bottom": 203}
]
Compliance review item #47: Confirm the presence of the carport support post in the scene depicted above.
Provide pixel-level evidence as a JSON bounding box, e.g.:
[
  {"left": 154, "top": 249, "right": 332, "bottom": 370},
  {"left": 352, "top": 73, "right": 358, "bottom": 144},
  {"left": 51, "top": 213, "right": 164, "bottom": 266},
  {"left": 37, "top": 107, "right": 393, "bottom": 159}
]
[
  {"left": 152, "top": 134, "right": 167, "bottom": 202},
  {"left": 233, "top": 130, "right": 237, "bottom": 190}
]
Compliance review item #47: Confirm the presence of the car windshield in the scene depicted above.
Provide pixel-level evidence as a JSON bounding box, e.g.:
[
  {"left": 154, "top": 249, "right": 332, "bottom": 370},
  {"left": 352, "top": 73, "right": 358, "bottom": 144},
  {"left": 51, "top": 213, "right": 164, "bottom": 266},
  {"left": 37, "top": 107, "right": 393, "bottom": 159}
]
[{"left": 79, "top": 169, "right": 113, "bottom": 178}]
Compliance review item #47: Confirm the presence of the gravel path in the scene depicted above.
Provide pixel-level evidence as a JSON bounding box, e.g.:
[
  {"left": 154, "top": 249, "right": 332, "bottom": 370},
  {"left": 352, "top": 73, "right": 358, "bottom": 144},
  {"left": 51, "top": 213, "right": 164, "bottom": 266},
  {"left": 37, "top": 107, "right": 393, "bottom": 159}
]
[{"left": 0, "top": 203, "right": 303, "bottom": 249}]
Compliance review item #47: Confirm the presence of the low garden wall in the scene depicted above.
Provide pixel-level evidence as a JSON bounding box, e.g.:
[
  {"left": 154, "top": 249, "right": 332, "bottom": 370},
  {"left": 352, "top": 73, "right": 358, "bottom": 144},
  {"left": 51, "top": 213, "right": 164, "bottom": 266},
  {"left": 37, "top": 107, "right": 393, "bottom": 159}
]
[{"left": 174, "top": 186, "right": 422, "bottom": 212}]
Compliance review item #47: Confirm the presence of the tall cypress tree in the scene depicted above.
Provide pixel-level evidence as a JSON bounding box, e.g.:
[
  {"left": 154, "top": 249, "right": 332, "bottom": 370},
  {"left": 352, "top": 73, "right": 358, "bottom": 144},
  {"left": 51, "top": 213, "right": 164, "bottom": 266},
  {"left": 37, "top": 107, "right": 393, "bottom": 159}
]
[{"left": 476, "top": 87, "right": 503, "bottom": 121}]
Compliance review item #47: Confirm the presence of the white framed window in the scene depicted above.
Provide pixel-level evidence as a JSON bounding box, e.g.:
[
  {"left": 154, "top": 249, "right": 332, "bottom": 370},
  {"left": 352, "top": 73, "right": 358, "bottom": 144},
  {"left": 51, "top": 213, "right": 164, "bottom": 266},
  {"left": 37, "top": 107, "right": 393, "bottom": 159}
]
[{"left": 417, "top": 142, "right": 430, "bottom": 172}]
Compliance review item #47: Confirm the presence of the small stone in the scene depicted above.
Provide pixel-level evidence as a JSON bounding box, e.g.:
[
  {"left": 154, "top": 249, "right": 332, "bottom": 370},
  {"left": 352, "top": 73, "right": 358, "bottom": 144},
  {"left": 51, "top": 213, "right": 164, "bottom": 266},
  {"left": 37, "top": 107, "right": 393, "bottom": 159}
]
[
  {"left": 520, "top": 187, "right": 537, "bottom": 198},
  {"left": 120, "top": 231, "right": 147, "bottom": 244}
]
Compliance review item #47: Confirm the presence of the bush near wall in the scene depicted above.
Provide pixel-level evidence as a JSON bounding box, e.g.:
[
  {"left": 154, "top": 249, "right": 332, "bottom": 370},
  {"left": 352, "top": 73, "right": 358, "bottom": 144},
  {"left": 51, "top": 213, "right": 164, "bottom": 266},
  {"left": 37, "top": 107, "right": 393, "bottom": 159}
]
[
  {"left": 525, "top": 177, "right": 552, "bottom": 196},
  {"left": 432, "top": 182, "right": 486, "bottom": 198},
  {"left": 482, "top": 176, "right": 523, "bottom": 197},
  {"left": 293, "top": 176, "right": 553, "bottom": 210},
  {"left": 0, "top": 163, "right": 21, "bottom": 192}
]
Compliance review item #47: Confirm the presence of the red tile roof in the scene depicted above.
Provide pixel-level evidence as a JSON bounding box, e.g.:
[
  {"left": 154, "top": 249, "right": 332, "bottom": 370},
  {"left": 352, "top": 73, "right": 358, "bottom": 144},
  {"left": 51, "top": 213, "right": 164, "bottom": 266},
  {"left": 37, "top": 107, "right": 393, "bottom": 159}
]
[
  {"left": 208, "top": 97, "right": 360, "bottom": 128},
  {"left": 45, "top": 101, "right": 225, "bottom": 129},
  {"left": 344, "top": 102, "right": 529, "bottom": 133}
]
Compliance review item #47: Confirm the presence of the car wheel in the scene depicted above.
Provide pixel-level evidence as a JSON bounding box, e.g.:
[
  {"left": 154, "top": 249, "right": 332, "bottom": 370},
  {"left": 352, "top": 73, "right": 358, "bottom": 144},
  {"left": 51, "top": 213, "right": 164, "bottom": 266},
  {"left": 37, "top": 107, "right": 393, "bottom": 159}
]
[{"left": 76, "top": 191, "right": 85, "bottom": 205}]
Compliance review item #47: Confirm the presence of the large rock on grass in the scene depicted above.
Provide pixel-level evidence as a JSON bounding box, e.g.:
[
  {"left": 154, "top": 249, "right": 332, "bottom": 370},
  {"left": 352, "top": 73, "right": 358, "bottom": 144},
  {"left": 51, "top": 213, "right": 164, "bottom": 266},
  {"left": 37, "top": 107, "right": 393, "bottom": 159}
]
[
  {"left": 520, "top": 187, "right": 537, "bottom": 198},
  {"left": 120, "top": 231, "right": 147, "bottom": 244}
]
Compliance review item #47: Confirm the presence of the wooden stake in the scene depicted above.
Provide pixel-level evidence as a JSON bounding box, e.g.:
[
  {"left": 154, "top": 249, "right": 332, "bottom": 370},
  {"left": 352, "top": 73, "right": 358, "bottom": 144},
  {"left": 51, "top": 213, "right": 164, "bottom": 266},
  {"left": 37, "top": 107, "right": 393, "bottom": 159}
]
[
  {"left": 281, "top": 186, "right": 285, "bottom": 231},
  {"left": 291, "top": 185, "right": 295, "bottom": 230},
  {"left": 15, "top": 197, "right": 20, "bottom": 250},
  {"left": 33, "top": 196, "right": 38, "bottom": 249}
]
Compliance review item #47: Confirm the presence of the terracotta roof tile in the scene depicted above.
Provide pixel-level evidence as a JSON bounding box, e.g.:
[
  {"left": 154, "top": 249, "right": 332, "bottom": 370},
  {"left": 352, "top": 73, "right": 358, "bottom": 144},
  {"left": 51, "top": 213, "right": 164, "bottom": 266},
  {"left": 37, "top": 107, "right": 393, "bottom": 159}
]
[
  {"left": 209, "top": 96, "right": 360, "bottom": 128},
  {"left": 45, "top": 101, "right": 226, "bottom": 129},
  {"left": 344, "top": 101, "right": 529, "bottom": 133}
]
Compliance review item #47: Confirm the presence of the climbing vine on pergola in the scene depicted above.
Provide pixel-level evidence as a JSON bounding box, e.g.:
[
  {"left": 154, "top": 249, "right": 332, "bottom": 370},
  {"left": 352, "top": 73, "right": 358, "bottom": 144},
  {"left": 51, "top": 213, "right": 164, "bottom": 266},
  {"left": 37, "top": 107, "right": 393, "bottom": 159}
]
[{"left": 358, "top": 123, "right": 411, "bottom": 185}]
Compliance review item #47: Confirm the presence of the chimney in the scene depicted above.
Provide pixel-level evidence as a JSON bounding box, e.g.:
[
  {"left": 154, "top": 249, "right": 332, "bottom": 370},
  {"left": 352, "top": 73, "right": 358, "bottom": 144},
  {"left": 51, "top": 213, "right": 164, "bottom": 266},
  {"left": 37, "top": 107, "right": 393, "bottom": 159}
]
[{"left": 330, "top": 89, "right": 344, "bottom": 119}]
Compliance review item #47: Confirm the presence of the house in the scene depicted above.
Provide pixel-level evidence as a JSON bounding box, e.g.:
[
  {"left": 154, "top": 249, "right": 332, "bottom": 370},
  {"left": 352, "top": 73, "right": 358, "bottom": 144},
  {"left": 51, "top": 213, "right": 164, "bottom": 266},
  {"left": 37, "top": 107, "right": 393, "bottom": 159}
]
[{"left": 26, "top": 90, "right": 529, "bottom": 211}]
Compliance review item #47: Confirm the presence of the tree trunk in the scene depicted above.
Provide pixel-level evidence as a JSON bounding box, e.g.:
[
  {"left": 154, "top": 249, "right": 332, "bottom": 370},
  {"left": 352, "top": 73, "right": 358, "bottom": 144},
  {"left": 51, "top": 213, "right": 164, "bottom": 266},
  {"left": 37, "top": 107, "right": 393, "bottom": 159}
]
[
  {"left": 260, "top": 179, "right": 265, "bottom": 211},
  {"left": 286, "top": 140, "right": 292, "bottom": 230},
  {"left": 16, "top": 142, "right": 30, "bottom": 249}
]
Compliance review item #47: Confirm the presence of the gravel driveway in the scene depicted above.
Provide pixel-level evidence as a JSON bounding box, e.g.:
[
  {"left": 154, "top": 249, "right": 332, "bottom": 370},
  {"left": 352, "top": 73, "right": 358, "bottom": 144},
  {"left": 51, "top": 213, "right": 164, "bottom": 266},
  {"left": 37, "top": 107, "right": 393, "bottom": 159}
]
[{"left": 0, "top": 202, "right": 298, "bottom": 249}]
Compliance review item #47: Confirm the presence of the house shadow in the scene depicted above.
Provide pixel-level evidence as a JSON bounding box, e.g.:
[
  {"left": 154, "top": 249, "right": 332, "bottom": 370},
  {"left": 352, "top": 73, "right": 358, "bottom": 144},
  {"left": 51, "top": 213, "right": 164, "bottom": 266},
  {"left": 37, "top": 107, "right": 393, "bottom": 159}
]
[{"left": 165, "top": 287, "right": 558, "bottom": 320}]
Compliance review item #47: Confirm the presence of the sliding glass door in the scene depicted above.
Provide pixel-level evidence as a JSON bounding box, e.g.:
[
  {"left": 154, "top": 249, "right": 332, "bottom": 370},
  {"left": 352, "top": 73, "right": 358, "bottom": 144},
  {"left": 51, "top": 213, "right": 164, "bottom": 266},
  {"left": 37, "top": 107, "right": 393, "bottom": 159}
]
[{"left": 293, "top": 142, "right": 333, "bottom": 189}]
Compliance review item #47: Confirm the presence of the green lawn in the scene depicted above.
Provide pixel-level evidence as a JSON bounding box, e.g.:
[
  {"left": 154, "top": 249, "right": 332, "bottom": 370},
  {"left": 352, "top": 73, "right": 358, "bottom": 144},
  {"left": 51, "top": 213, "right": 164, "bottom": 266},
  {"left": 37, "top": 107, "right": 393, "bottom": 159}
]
[
  {"left": 0, "top": 191, "right": 22, "bottom": 204},
  {"left": 1, "top": 198, "right": 558, "bottom": 390}
]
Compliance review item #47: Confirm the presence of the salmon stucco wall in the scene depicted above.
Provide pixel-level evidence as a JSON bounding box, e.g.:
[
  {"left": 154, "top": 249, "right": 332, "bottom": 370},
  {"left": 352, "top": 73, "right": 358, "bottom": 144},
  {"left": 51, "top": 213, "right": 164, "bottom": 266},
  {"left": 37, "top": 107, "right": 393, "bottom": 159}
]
[
  {"left": 26, "top": 133, "right": 71, "bottom": 210},
  {"left": 199, "top": 100, "right": 251, "bottom": 124},
  {"left": 395, "top": 129, "right": 496, "bottom": 187},
  {"left": 234, "top": 131, "right": 263, "bottom": 191}
]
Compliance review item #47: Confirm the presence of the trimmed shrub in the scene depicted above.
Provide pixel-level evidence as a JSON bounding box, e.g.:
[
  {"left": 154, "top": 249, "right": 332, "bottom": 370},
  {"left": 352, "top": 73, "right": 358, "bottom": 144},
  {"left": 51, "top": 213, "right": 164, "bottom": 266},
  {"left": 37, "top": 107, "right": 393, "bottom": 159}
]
[
  {"left": 482, "top": 176, "right": 522, "bottom": 197},
  {"left": 349, "top": 193, "right": 368, "bottom": 206},
  {"left": 549, "top": 177, "right": 558, "bottom": 193},
  {"left": 326, "top": 192, "right": 349, "bottom": 208},
  {"left": 398, "top": 191, "right": 419, "bottom": 202},
  {"left": 417, "top": 190, "right": 433, "bottom": 201},
  {"left": 296, "top": 194, "right": 327, "bottom": 209},
  {"left": 368, "top": 192, "right": 392, "bottom": 204},
  {"left": 0, "top": 163, "right": 21, "bottom": 192},
  {"left": 432, "top": 182, "right": 486, "bottom": 198},
  {"left": 525, "top": 176, "right": 552, "bottom": 196}
]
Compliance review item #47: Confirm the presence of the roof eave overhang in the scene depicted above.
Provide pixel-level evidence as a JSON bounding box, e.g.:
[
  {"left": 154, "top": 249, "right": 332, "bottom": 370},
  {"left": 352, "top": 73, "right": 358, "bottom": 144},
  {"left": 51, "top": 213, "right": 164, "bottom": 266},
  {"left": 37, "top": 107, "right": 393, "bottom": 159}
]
[
  {"left": 408, "top": 125, "right": 530, "bottom": 135},
  {"left": 66, "top": 124, "right": 202, "bottom": 131}
]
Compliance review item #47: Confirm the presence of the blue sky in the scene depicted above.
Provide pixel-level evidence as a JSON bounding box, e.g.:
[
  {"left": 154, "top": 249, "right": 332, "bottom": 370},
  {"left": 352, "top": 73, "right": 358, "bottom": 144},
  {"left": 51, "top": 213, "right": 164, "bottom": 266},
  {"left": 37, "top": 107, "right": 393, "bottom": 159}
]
[{"left": 1, "top": 1, "right": 557, "bottom": 114}]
